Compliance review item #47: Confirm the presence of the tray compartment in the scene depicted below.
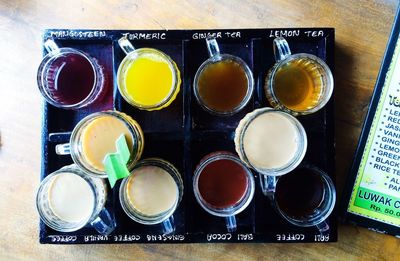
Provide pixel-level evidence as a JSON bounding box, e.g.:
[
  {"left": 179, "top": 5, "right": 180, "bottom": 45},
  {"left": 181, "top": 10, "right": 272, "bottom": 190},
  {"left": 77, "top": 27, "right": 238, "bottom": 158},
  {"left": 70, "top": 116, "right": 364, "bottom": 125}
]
[
  {"left": 185, "top": 131, "right": 255, "bottom": 238},
  {"left": 253, "top": 36, "right": 336, "bottom": 242},
  {"left": 45, "top": 40, "right": 115, "bottom": 133},
  {"left": 114, "top": 40, "right": 185, "bottom": 133},
  {"left": 112, "top": 136, "right": 186, "bottom": 237},
  {"left": 185, "top": 39, "right": 255, "bottom": 131}
]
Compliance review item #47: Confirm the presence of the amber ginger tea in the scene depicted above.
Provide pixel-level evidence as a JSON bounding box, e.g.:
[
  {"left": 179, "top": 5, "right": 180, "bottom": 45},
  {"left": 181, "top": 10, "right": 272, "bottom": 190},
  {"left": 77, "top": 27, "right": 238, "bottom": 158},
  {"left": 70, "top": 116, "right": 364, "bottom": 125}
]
[
  {"left": 197, "top": 59, "right": 249, "bottom": 113},
  {"left": 272, "top": 58, "right": 324, "bottom": 111}
]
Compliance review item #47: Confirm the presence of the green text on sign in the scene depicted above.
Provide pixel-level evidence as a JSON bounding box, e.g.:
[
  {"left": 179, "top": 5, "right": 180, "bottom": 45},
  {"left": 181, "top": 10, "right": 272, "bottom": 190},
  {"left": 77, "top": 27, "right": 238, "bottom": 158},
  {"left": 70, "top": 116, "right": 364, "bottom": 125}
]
[{"left": 354, "top": 187, "right": 400, "bottom": 219}]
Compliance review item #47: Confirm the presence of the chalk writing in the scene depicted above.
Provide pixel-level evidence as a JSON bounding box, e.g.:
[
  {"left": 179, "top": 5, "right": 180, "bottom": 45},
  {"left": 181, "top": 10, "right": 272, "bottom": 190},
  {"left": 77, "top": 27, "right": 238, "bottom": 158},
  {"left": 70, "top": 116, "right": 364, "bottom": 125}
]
[
  {"left": 314, "top": 234, "right": 330, "bottom": 242},
  {"left": 269, "top": 30, "right": 324, "bottom": 38},
  {"left": 206, "top": 233, "right": 232, "bottom": 241},
  {"left": 146, "top": 234, "right": 185, "bottom": 242},
  {"left": 47, "top": 235, "right": 77, "bottom": 243},
  {"left": 276, "top": 233, "right": 305, "bottom": 241},
  {"left": 192, "top": 31, "right": 241, "bottom": 40},
  {"left": 237, "top": 233, "right": 254, "bottom": 241},
  {"left": 83, "top": 235, "right": 109, "bottom": 242},
  {"left": 49, "top": 30, "right": 106, "bottom": 39},
  {"left": 113, "top": 234, "right": 141, "bottom": 242},
  {"left": 123, "top": 32, "right": 166, "bottom": 40}
]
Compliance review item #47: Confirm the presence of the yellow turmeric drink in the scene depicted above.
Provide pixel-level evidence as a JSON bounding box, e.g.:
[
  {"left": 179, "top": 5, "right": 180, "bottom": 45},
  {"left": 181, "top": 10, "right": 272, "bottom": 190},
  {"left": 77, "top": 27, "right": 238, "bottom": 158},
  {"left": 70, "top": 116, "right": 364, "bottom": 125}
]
[{"left": 118, "top": 49, "right": 180, "bottom": 110}]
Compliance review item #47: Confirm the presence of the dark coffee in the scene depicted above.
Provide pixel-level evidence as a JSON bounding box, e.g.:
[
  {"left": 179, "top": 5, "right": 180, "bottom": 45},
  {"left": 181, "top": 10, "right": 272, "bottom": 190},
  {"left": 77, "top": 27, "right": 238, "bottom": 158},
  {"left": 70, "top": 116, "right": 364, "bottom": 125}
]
[{"left": 275, "top": 168, "right": 325, "bottom": 218}]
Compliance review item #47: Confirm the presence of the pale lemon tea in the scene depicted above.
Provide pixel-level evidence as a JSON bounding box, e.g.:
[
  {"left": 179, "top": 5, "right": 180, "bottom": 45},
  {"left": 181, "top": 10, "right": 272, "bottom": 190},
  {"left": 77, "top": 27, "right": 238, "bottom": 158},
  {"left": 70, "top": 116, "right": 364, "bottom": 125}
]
[
  {"left": 265, "top": 37, "right": 333, "bottom": 115},
  {"left": 273, "top": 58, "right": 323, "bottom": 111}
]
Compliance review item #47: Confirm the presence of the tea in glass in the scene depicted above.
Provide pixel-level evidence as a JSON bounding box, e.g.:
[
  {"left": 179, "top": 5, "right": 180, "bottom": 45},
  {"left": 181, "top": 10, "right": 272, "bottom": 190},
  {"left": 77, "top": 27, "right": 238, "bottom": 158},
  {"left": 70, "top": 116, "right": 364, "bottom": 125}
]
[
  {"left": 193, "top": 37, "right": 254, "bottom": 116},
  {"left": 273, "top": 58, "right": 324, "bottom": 111},
  {"left": 37, "top": 39, "right": 104, "bottom": 109},
  {"left": 265, "top": 37, "right": 333, "bottom": 115},
  {"left": 197, "top": 59, "right": 249, "bottom": 113}
]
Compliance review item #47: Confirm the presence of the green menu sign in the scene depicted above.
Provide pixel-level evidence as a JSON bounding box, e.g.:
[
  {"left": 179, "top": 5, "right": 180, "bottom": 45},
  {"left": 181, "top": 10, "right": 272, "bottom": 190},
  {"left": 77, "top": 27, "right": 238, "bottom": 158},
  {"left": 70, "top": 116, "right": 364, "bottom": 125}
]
[{"left": 348, "top": 35, "right": 400, "bottom": 227}]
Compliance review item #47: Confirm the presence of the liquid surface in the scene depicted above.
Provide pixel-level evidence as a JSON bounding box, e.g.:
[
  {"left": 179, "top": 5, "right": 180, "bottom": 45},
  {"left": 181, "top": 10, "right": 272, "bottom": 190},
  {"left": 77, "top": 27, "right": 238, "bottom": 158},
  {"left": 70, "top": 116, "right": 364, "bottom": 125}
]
[
  {"left": 275, "top": 168, "right": 325, "bottom": 218},
  {"left": 46, "top": 53, "right": 95, "bottom": 105},
  {"left": 127, "top": 165, "right": 178, "bottom": 216},
  {"left": 198, "top": 158, "right": 248, "bottom": 209},
  {"left": 242, "top": 111, "right": 299, "bottom": 169},
  {"left": 273, "top": 58, "right": 323, "bottom": 111},
  {"left": 198, "top": 59, "right": 248, "bottom": 113},
  {"left": 123, "top": 52, "right": 175, "bottom": 107},
  {"left": 81, "top": 115, "right": 134, "bottom": 172},
  {"left": 48, "top": 173, "right": 94, "bottom": 223}
]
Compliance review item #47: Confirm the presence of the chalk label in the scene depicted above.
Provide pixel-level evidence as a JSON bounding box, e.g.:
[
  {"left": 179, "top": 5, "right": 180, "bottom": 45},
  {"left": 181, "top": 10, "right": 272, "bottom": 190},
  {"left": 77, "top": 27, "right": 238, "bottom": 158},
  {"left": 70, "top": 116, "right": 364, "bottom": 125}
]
[
  {"left": 269, "top": 30, "right": 324, "bottom": 38},
  {"left": 122, "top": 32, "right": 167, "bottom": 40},
  {"left": 49, "top": 30, "right": 107, "bottom": 38},
  {"left": 192, "top": 31, "right": 241, "bottom": 40},
  {"left": 276, "top": 233, "right": 305, "bottom": 241}
]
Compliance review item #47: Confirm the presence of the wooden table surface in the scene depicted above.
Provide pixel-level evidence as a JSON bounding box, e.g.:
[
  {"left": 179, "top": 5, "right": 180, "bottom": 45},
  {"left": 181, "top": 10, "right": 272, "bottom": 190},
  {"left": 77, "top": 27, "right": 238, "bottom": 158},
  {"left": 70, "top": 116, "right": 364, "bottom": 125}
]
[{"left": 0, "top": 0, "right": 399, "bottom": 260}]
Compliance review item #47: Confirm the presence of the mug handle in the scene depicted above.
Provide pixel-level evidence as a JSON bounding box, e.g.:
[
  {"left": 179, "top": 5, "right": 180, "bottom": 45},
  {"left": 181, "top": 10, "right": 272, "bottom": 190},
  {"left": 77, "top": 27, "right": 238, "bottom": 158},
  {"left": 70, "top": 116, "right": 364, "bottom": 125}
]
[
  {"left": 225, "top": 216, "right": 237, "bottom": 233},
  {"left": 90, "top": 208, "right": 116, "bottom": 235},
  {"left": 316, "top": 220, "right": 330, "bottom": 236},
  {"left": 44, "top": 39, "right": 60, "bottom": 54},
  {"left": 55, "top": 143, "right": 71, "bottom": 155},
  {"left": 118, "top": 35, "right": 136, "bottom": 55},
  {"left": 273, "top": 37, "right": 291, "bottom": 62},
  {"left": 259, "top": 175, "right": 277, "bottom": 200},
  {"left": 161, "top": 215, "right": 175, "bottom": 235},
  {"left": 206, "top": 36, "right": 220, "bottom": 58}
]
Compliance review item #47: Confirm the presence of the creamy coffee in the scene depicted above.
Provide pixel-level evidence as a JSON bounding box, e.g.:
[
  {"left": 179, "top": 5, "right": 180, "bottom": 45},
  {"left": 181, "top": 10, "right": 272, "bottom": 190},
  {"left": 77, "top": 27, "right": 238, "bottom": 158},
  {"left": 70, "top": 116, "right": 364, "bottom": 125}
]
[
  {"left": 48, "top": 172, "right": 95, "bottom": 223},
  {"left": 235, "top": 108, "right": 306, "bottom": 174},
  {"left": 126, "top": 165, "right": 178, "bottom": 216}
]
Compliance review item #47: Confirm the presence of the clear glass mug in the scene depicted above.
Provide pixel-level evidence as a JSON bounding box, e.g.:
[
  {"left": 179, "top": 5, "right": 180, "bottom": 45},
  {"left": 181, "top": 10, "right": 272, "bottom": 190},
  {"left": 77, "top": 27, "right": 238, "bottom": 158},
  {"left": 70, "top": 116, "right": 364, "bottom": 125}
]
[
  {"left": 193, "top": 37, "right": 254, "bottom": 116},
  {"left": 265, "top": 37, "right": 334, "bottom": 115},
  {"left": 235, "top": 108, "right": 307, "bottom": 194},
  {"left": 119, "top": 158, "right": 184, "bottom": 235},
  {"left": 37, "top": 39, "right": 105, "bottom": 109},
  {"left": 55, "top": 110, "right": 144, "bottom": 178},
  {"left": 36, "top": 164, "right": 116, "bottom": 235},
  {"left": 265, "top": 165, "right": 336, "bottom": 235},
  {"left": 193, "top": 152, "right": 255, "bottom": 232},
  {"left": 234, "top": 107, "right": 307, "bottom": 199},
  {"left": 117, "top": 36, "right": 181, "bottom": 111}
]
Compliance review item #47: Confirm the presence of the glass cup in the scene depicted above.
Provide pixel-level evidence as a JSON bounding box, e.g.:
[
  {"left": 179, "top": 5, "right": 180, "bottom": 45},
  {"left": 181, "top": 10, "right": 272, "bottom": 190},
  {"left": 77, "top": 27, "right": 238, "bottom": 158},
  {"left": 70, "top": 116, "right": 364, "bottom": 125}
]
[
  {"left": 267, "top": 165, "right": 336, "bottom": 235},
  {"left": 235, "top": 108, "right": 307, "bottom": 196},
  {"left": 55, "top": 110, "right": 144, "bottom": 178},
  {"left": 119, "top": 158, "right": 183, "bottom": 235},
  {"left": 265, "top": 37, "right": 334, "bottom": 116},
  {"left": 36, "top": 164, "right": 116, "bottom": 235},
  {"left": 193, "top": 152, "right": 255, "bottom": 232},
  {"left": 37, "top": 39, "right": 105, "bottom": 109},
  {"left": 116, "top": 36, "right": 181, "bottom": 111},
  {"left": 193, "top": 36, "right": 254, "bottom": 116},
  {"left": 235, "top": 107, "right": 307, "bottom": 175}
]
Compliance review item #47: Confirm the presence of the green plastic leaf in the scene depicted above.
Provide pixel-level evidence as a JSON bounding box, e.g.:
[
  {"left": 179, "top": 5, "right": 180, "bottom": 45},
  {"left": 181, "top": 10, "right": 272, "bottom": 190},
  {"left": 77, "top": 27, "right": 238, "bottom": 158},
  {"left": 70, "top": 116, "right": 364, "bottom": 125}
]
[{"left": 103, "top": 134, "right": 131, "bottom": 188}]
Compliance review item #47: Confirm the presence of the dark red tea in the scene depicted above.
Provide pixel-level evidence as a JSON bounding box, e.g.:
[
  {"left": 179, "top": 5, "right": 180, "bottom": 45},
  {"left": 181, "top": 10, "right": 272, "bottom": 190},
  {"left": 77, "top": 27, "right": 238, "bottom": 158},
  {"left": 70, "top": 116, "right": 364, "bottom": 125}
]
[
  {"left": 46, "top": 53, "right": 95, "bottom": 105},
  {"left": 198, "top": 158, "right": 249, "bottom": 209},
  {"left": 275, "top": 168, "right": 325, "bottom": 218}
]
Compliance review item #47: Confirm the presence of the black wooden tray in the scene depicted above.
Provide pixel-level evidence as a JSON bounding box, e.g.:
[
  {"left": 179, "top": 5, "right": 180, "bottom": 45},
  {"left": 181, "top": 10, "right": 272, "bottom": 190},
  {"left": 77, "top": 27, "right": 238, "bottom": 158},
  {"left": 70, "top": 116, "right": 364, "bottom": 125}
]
[{"left": 39, "top": 28, "right": 335, "bottom": 244}]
